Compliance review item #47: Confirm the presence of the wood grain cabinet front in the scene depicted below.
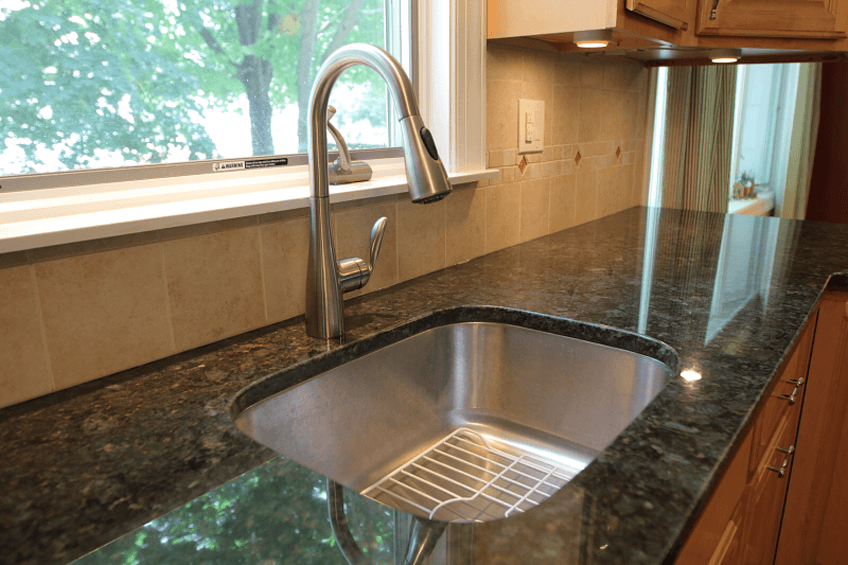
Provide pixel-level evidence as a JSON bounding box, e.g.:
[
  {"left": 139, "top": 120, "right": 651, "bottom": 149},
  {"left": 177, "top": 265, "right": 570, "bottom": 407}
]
[
  {"left": 625, "top": 0, "right": 693, "bottom": 30},
  {"left": 695, "top": 0, "right": 848, "bottom": 39},
  {"left": 776, "top": 291, "right": 848, "bottom": 565},
  {"left": 488, "top": 0, "right": 848, "bottom": 60}
]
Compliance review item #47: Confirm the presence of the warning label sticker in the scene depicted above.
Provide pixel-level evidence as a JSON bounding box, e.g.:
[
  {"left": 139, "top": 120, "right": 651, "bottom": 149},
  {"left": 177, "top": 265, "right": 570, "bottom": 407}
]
[{"left": 213, "top": 157, "right": 289, "bottom": 172}]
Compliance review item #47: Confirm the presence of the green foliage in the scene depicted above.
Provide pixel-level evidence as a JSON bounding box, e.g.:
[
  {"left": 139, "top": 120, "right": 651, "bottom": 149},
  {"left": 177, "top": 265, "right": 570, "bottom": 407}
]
[
  {"left": 0, "top": 0, "right": 386, "bottom": 173},
  {"left": 74, "top": 457, "right": 398, "bottom": 565}
]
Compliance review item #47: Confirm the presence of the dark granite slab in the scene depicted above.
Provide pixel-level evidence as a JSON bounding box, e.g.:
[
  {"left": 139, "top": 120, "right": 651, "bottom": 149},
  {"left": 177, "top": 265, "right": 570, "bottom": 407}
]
[{"left": 2, "top": 207, "right": 847, "bottom": 565}]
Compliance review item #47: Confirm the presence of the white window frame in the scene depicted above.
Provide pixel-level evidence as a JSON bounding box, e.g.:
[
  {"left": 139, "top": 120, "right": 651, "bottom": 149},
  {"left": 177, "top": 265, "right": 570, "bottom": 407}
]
[{"left": 0, "top": 0, "right": 493, "bottom": 254}]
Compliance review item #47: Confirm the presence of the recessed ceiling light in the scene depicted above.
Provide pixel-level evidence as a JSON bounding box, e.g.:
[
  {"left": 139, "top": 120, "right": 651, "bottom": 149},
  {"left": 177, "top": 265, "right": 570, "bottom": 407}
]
[{"left": 574, "top": 30, "right": 613, "bottom": 49}]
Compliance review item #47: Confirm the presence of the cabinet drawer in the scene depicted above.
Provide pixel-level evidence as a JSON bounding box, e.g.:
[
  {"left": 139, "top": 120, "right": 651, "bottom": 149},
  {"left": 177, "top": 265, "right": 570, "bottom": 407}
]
[{"left": 751, "top": 321, "right": 814, "bottom": 469}]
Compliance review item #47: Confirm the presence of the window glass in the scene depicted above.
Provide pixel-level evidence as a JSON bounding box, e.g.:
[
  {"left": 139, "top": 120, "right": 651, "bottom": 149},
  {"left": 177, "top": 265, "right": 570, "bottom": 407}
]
[
  {"left": 0, "top": 0, "right": 398, "bottom": 177},
  {"left": 729, "top": 63, "right": 799, "bottom": 194}
]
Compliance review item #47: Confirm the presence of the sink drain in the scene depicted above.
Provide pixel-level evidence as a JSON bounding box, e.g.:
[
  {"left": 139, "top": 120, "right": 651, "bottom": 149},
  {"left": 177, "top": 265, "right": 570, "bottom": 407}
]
[{"left": 361, "top": 428, "right": 581, "bottom": 522}]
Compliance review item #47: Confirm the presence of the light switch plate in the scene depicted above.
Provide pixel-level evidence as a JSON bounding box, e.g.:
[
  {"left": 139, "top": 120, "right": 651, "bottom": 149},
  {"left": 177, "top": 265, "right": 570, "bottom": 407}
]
[{"left": 518, "top": 99, "right": 544, "bottom": 154}]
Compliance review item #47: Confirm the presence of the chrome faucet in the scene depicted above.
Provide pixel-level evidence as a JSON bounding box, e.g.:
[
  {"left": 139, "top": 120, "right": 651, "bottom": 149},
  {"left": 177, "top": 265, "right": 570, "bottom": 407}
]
[{"left": 305, "top": 44, "right": 452, "bottom": 339}]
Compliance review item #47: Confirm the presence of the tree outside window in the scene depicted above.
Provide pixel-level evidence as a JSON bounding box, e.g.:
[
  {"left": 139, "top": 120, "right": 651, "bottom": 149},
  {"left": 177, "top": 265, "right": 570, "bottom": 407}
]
[{"left": 0, "top": 0, "right": 394, "bottom": 176}]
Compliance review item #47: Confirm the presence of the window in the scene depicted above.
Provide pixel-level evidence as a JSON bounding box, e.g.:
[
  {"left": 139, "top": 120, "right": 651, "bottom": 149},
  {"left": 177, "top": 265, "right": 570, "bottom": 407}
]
[
  {"left": 728, "top": 63, "right": 800, "bottom": 199},
  {"left": 0, "top": 0, "right": 411, "bottom": 187},
  {"left": 0, "top": 0, "right": 488, "bottom": 254}
]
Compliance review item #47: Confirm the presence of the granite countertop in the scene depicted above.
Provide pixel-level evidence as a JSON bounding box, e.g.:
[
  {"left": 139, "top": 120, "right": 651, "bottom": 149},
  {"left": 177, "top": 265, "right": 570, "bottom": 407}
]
[{"left": 3, "top": 207, "right": 848, "bottom": 565}]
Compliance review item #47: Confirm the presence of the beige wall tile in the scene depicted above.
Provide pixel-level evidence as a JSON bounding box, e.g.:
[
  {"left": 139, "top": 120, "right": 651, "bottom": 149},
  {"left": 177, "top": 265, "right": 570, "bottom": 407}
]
[
  {"left": 35, "top": 244, "right": 173, "bottom": 390},
  {"left": 164, "top": 228, "right": 265, "bottom": 352},
  {"left": 552, "top": 86, "right": 580, "bottom": 146},
  {"left": 446, "top": 186, "right": 487, "bottom": 265},
  {"left": 520, "top": 178, "right": 550, "bottom": 243},
  {"left": 333, "top": 201, "right": 398, "bottom": 297},
  {"left": 487, "top": 80, "right": 522, "bottom": 151},
  {"left": 523, "top": 50, "right": 554, "bottom": 85},
  {"left": 580, "top": 61, "right": 605, "bottom": 88},
  {"left": 575, "top": 170, "right": 599, "bottom": 226},
  {"left": 261, "top": 218, "right": 309, "bottom": 324},
  {"left": 0, "top": 266, "right": 52, "bottom": 408},
  {"left": 554, "top": 56, "right": 583, "bottom": 86},
  {"left": 487, "top": 43, "right": 524, "bottom": 81},
  {"left": 486, "top": 182, "right": 521, "bottom": 253},
  {"left": 597, "top": 167, "right": 617, "bottom": 218},
  {"left": 550, "top": 174, "right": 577, "bottom": 234},
  {"left": 396, "top": 199, "right": 446, "bottom": 282},
  {"left": 598, "top": 90, "right": 625, "bottom": 141},
  {"left": 603, "top": 60, "right": 645, "bottom": 91},
  {"left": 578, "top": 88, "right": 604, "bottom": 143}
]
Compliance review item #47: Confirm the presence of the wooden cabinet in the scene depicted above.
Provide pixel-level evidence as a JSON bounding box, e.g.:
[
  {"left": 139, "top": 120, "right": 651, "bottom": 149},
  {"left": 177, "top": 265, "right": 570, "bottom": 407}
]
[
  {"left": 626, "top": 0, "right": 693, "bottom": 31},
  {"left": 673, "top": 312, "right": 816, "bottom": 565},
  {"left": 776, "top": 291, "right": 848, "bottom": 565},
  {"left": 696, "top": 0, "right": 848, "bottom": 39},
  {"left": 487, "top": 0, "right": 848, "bottom": 61}
]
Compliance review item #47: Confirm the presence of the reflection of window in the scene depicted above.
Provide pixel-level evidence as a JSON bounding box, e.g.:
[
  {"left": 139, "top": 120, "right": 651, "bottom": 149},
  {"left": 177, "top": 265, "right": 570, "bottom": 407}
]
[
  {"left": 1, "top": 0, "right": 409, "bottom": 184},
  {"left": 647, "top": 62, "right": 815, "bottom": 216},
  {"left": 729, "top": 64, "right": 800, "bottom": 197},
  {"left": 705, "top": 214, "right": 779, "bottom": 344}
]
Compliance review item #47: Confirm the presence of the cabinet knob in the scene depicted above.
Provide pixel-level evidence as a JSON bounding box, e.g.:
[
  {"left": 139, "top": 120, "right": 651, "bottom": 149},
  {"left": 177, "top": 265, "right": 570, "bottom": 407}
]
[{"left": 710, "top": 0, "right": 720, "bottom": 19}]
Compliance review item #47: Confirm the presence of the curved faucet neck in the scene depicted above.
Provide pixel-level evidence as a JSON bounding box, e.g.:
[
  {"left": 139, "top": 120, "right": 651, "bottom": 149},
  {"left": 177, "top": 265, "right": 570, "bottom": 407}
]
[{"left": 307, "top": 43, "right": 420, "bottom": 199}]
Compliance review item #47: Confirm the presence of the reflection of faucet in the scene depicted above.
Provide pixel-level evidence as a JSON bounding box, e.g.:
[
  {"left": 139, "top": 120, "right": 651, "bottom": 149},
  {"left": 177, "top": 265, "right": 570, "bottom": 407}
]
[
  {"left": 305, "top": 44, "right": 452, "bottom": 339},
  {"left": 327, "top": 479, "right": 447, "bottom": 565},
  {"left": 326, "top": 105, "right": 373, "bottom": 185}
]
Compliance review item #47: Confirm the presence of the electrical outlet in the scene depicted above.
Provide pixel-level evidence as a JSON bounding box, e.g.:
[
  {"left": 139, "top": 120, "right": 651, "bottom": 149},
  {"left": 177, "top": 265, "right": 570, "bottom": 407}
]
[{"left": 518, "top": 99, "right": 544, "bottom": 154}]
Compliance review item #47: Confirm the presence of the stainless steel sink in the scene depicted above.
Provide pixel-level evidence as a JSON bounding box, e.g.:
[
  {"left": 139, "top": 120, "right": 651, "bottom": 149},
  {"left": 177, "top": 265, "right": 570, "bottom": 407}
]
[{"left": 233, "top": 311, "right": 675, "bottom": 523}]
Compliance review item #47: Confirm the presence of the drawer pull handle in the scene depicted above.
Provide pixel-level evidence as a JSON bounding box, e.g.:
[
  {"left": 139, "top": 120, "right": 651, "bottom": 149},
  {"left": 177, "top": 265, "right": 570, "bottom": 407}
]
[
  {"left": 710, "top": 0, "right": 720, "bottom": 19},
  {"left": 768, "top": 445, "right": 795, "bottom": 478},
  {"left": 778, "top": 377, "right": 805, "bottom": 405}
]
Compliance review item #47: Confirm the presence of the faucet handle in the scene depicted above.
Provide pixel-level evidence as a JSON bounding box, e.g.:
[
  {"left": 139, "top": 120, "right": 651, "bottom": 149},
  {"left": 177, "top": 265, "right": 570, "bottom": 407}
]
[
  {"left": 337, "top": 216, "right": 388, "bottom": 293},
  {"left": 369, "top": 216, "right": 388, "bottom": 271}
]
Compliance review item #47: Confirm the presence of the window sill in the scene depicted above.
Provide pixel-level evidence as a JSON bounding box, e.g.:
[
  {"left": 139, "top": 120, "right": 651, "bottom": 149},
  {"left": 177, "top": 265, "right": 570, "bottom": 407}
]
[
  {"left": 0, "top": 158, "right": 498, "bottom": 254},
  {"left": 728, "top": 192, "right": 775, "bottom": 216}
]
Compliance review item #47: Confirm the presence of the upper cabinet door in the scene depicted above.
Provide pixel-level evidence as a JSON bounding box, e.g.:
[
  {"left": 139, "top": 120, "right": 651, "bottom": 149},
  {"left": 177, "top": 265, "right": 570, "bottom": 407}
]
[
  {"left": 626, "top": 0, "right": 693, "bottom": 30},
  {"left": 697, "top": 0, "right": 848, "bottom": 38}
]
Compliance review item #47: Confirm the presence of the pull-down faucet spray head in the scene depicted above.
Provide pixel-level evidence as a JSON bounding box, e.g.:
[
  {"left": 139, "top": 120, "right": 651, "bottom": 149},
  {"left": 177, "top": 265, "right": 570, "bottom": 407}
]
[{"left": 398, "top": 114, "right": 451, "bottom": 204}]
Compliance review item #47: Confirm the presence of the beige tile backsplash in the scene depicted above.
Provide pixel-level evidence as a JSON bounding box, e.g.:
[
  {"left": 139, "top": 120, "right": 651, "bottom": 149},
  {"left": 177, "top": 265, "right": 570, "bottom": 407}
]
[
  {"left": 163, "top": 227, "right": 266, "bottom": 352},
  {"left": 35, "top": 244, "right": 174, "bottom": 391},
  {"left": 0, "top": 46, "right": 651, "bottom": 408},
  {"left": 0, "top": 266, "right": 52, "bottom": 407}
]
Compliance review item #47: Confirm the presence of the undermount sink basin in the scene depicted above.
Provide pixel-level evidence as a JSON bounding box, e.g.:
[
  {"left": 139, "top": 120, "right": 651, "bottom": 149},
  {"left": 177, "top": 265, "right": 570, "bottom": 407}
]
[{"left": 232, "top": 308, "right": 676, "bottom": 523}]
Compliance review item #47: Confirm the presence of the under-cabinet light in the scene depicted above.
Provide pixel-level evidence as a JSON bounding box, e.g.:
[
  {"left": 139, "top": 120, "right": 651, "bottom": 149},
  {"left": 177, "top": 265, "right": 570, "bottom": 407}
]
[
  {"left": 710, "top": 48, "right": 741, "bottom": 64},
  {"left": 574, "top": 30, "right": 613, "bottom": 49}
]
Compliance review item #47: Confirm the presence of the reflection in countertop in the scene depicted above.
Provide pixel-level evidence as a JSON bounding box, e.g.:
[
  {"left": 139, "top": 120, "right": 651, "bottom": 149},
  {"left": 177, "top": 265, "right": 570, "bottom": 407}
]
[{"left": 2, "top": 207, "right": 847, "bottom": 565}]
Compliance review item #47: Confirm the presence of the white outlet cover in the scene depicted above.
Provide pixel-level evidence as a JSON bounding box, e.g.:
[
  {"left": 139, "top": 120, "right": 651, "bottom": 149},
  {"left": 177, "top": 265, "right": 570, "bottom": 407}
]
[{"left": 518, "top": 99, "right": 544, "bottom": 154}]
